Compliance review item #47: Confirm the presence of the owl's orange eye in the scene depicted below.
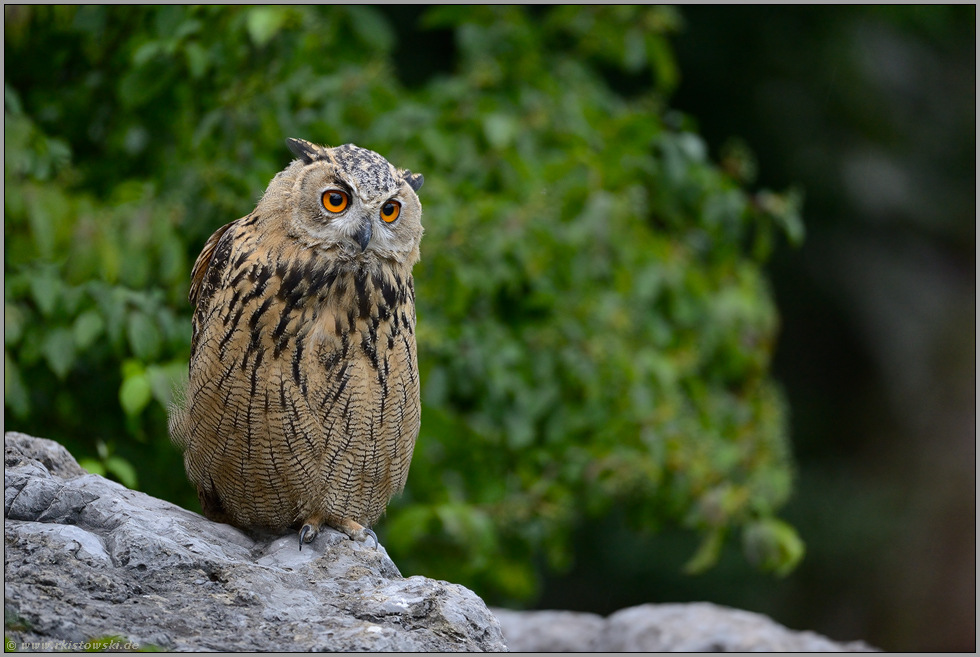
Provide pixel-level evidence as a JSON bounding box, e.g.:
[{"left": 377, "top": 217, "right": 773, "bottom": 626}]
[
  {"left": 322, "top": 190, "right": 349, "bottom": 213},
  {"left": 380, "top": 200, "right": 401, "bottom": 223}
]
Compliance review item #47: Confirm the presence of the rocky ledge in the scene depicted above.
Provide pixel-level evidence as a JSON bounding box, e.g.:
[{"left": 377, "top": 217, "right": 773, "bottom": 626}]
[
  {"left": 3, "top": 432, "right": 506, "bottom": 652},
  {"left": 4, "top": 431, "right": 876, "bottom": 653}
]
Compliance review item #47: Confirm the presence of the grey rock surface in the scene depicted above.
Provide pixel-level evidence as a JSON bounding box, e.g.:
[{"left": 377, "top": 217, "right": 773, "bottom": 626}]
[
  {"left": 492, "top": 604, "right": 878, "bottom": 652},
  {"left": 490, "top": 609, "right": 606, "bottom": 652},
  {"left": 3, "top": 432, "right": 506, "bottom": 652}
]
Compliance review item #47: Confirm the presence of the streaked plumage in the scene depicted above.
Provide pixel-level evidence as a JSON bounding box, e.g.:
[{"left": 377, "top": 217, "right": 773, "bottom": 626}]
[{"left": 170, "top": 138, "right": 424, "bottom": 547}]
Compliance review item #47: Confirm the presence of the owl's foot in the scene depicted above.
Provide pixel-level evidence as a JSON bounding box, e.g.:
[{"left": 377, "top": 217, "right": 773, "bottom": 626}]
[
  {"left": 298, "top": 523, "right": 319, "bottom": 551},
  {"left": 333, "top": 517, "right": 379, "bottom": 550},
  {"left": 362, "top": 527, "right": 379, "bottom": 550}
]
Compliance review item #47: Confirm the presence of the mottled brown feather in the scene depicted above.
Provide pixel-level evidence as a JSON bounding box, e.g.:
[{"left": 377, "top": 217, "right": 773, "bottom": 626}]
[
  {"left": 188, "top": 220, "right": 237, "bottom": 307},
  {"left": 170, "top": 141, "right": 423, "bottom": 543}
]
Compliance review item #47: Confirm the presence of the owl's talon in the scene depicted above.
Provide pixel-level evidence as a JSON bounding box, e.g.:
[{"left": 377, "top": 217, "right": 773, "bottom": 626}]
[
  {"left": 349, "top": 526, "right": 378, "bottom": 549},
  {"left": 333, "top": 518, "right": 379, "bottom": 548},
  {"left": 298, "top": 523, "right": 317, "bottom": 551}
]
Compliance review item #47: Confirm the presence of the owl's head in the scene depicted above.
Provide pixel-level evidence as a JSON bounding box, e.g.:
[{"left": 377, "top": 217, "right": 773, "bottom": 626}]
[{"left": 264, "top": 138, "right": 424, "bottom": 266}]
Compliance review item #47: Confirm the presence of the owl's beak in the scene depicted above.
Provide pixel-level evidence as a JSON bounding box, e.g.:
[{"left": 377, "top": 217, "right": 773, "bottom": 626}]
[{"left": 354, "top": 219, "right": 372, "bottom": 252}]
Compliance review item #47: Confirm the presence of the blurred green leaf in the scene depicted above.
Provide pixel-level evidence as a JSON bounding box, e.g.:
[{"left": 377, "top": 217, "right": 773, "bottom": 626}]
[
  {"left": 5, "top": 82, "right": 24, "bottom": 114},
  {"left": 760, "top": 187, "right": 806, "bottom": 247},
  {"left": 483, "top": 114, "right": 518, "bottom": 150},
  {"left": 4, "top": 351, "right": 31, "bottom": 418},
  {"left": 41, "top": 328, "right": 76, "bottom": 379},
  {"left": 91, "top": 285, "right": 127, "bottom": 346},
  {"left": 347, "top": 6, "right": 395, "bottom": 52},
  {"left": 183, "top": 41, "right": 209, "bottom": 79},
  {"left": 683, "top": 527, "right": 726, "bottom": 575},
  {"left": 104, "top": 455, "right": 139, "bottom": 489},
  {"left": 119, "top": 365, "right": 152, "bottom": 417},
  {"left": 78, "top": 458, "right": 106, "bottom": 477},
  {"left": 647, "top": 34, "right": 679, "bottom": 94},
  {"left": 73, "top": 310, "right": 105, "bottom": 351},
  {"left": 385, "top": 505, "right": 437, "bottom": 555},
  {"left": 4, "top": 303, "right": 25, "bottom": 346},
  {"left": 29, "top": 270, "right": 61, "bottom": 317},
  {"left": 246, "top": 7, "right": 288, "bottom": 46},
  {"left": 127, "top": 310, "right": 162, "bottom": 361},
  {"left": 132, "top": 41, "right": 163, "bottom": 67},
  {"left": 493, "top": 558, "right": 537, "bottom": 601},
  {"left": 741, "top": 517, "right": 806, "bottom": 577}
]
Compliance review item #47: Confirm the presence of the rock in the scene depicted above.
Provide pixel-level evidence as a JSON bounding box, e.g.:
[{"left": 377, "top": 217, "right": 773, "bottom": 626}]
[
  {"left": 490, "top": 609, "right": 606, "bottom": 652},
  {"left": 4, "top": 432, "right": 88, "bottom": 479},
  {"left": 604, "top": 603, "right": 878, "bottom": 652},
  {"left": 3, "top": 432, "right": 506, "bottom": 652},
  {"left": 492, "top": 604, "right": 878, "bottom": 652}
]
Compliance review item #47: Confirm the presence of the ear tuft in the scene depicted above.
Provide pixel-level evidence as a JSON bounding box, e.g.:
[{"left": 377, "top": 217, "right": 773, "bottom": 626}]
[
  {"left": 400, "top": 170, "right": 424, "bottom": 192},
  {"left": 286, "top": 138, "right": 322, "bottom": 165}
]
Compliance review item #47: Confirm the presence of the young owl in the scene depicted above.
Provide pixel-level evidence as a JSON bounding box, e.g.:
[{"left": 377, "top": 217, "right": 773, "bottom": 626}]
[{"left": 169, "top": 138, "right": 424, "bottom": 549}]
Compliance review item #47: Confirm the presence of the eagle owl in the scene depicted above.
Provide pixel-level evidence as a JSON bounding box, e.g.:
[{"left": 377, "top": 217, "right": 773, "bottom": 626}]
[{"left": 169, "top": 138, "right": 424, "bottom": 549}]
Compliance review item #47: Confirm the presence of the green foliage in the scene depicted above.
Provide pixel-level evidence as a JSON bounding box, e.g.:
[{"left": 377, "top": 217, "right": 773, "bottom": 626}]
[{"left": 4, "top": 6, "right": 804, "bottom": 603}]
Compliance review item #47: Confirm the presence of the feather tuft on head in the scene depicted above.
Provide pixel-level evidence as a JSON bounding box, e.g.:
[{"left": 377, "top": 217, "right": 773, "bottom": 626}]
[
  {"left": 399, "top": 169, "right": 424, "bottom": 192},
  {"left": 286, "top": 138, "right": 324, "bottom": 165}
]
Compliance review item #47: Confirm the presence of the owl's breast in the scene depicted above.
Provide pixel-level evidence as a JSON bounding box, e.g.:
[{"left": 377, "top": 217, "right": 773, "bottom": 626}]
[
  {"left": 299, "top": 266, "right": 419, "bottom": 425},
  {"left": 183, "top": 239, "right": 420, "bottom": 528},
  {"left": 295, "top": 266, "right": 421, "bottom": 517}
]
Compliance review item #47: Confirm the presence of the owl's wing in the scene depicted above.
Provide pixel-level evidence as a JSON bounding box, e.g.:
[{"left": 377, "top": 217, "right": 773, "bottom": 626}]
[
  {"left": 187, "top": 218, "right": 246, "bottom": 361},
  {"left": 189, "top": 220, "right": 239, "bottom": 307}
]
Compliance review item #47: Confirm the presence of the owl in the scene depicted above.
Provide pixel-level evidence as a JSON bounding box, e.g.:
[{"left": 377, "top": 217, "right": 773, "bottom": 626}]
[{"left": 169, "top": 138, "right": 424, "bottom": 549}]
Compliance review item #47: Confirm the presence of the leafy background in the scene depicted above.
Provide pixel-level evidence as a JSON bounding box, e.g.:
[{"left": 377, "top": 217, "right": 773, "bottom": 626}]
[{"left": 4, "top": 6, "right": 974, "bottom": 651}]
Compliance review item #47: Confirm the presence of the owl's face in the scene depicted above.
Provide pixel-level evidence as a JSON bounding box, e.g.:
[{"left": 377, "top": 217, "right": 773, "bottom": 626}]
[{"left": 265, "top": 139, "right": 424, "bottom": 266}]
